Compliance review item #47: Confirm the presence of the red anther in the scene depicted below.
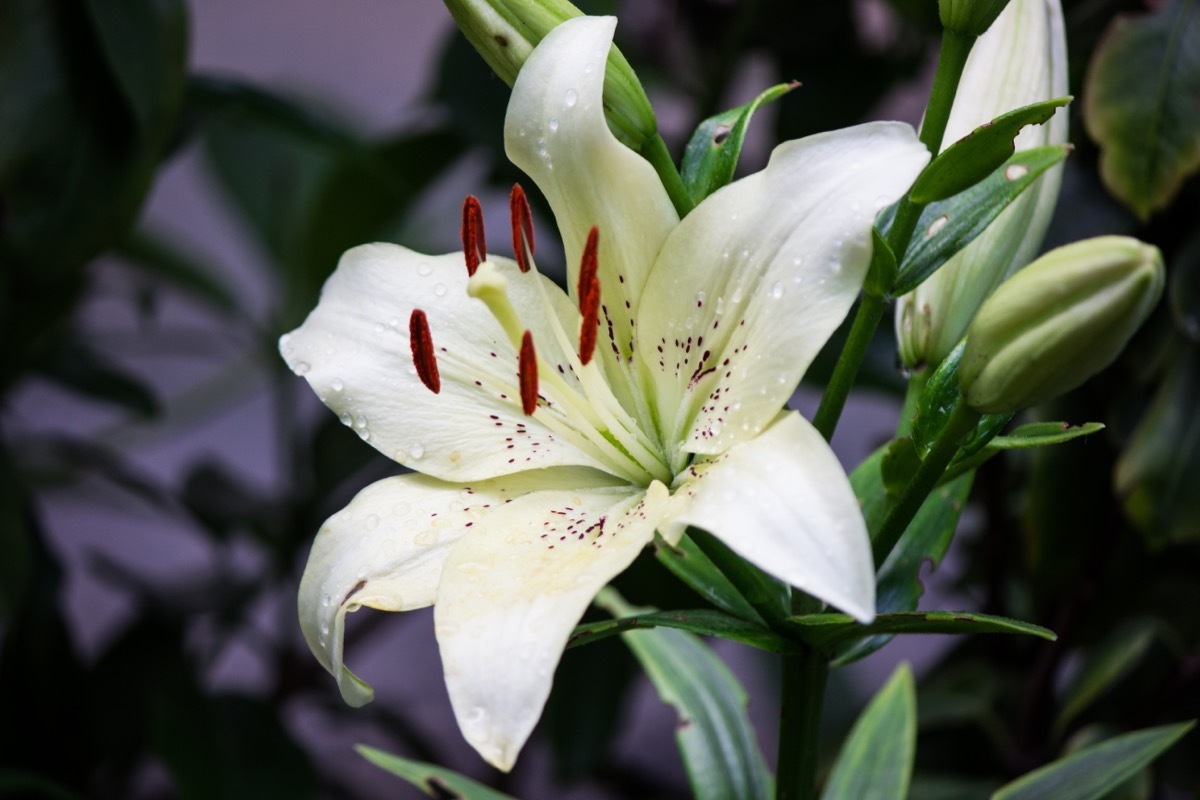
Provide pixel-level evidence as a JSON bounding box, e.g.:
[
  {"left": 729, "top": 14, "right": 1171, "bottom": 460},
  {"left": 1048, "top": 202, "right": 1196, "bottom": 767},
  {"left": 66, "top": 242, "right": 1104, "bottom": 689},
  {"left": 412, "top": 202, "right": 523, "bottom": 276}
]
[
  {"left": 510, "top": 184, "right": 536, "bottom": 273},
  {"left": 519, "top": 330, "right": 539, "bottom": 416},
  {"left": 409, "top": 309, "right": 441, "bottom": 394},
  {"left": 578, "top": 226, "right": 601, "bottom": 365},
  {"left": 461, "top": 195, "right": 487, "bottom": 276}
]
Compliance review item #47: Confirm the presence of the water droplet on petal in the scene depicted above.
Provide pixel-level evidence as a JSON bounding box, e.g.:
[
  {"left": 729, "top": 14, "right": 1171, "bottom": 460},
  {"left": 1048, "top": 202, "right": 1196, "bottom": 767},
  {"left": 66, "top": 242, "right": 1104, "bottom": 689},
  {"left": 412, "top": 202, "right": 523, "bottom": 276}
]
[
  {"left": 411, "top": 443, "right": 425, "bottom": 460},
  {"left": 434, "top": 283, "right": 447, "bottom": 297},
  {"left": 536, "top": 138, "right": 548, "bottom": 157},
  {"left": 292, "top": 361, "right": 311, "bottom": 376},
  {"left": 355, "top": 415, "right": 368, "bottom": 429},
  {"left": 547, "top": 116, "right": 559, "bottom": 133},
  {"left": 417, "top": 263, "right": 433, "bottom": 277},
  {"left": 415, "top": 530, "right": 439, "bottom": 546},
  {"left": 564, "top": 88, "right": 578, "bottom": 107},
  {"left": 770, "top": 281, "right": 784, "bottom": 299},
  {"left": 339, "top": 411, "right": 352, "bottom": 426},
  {"left": 331, "top": 378, "right": 344, "bottom": 392}
]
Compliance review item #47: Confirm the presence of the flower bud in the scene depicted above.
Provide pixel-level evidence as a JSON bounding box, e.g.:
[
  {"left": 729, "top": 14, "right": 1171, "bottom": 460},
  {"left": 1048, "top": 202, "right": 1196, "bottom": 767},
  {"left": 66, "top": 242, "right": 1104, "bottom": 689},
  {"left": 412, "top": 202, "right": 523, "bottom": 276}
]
[
  {"left": 896, "top": 0, "right": 1068, "bottom": 369},
  {"left": 959, "top": 236, "right": 1165, "bottom": 414},
  {"left": 441, "top": 0, "right": 657, "bottom": 149},
  {"left": 939, "top": 0, "right": 1013, "bottom": 36}
]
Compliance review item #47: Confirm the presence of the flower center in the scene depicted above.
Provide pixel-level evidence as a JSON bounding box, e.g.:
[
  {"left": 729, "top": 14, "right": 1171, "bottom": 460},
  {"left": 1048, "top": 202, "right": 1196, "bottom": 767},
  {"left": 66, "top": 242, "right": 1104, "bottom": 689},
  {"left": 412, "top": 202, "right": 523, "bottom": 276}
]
[{"left": 406, "top": 189, "right": 672, "bottom": 487}]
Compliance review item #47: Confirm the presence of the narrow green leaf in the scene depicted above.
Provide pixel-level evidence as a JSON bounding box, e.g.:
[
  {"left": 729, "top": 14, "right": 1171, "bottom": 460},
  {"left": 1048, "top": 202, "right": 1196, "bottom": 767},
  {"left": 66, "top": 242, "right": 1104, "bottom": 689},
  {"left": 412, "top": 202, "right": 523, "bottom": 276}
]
[
  {"left": 839, "top": 447, "right": 974, "bottom": 664},
  {"left": 596, "top": 590, "right": 773, "bottom": 800},
  {"left": 116, "top": 231, "right": 239, "bottom": 313},
  {"left": 681, "top": 82, "right": 798, "bottom": 204},
  {"left": 890, "top": 145, "right": 1070, "bottom": 296},
  {"left": 568, "top": 608, "right": 792, "bottom": 653},
  {"left": 1054, "top": 619, "right": 1160, "bottom": 735},
  {"left": 655, "top": 532, "right": 765, "bottom": 623},
  {"left": 991, "top": 722, "right": 1194, "bottom": 800},
  {"left": 791, "top": 611, "right": 1056, "bottom": 651},
  {"left": 356, "top": 746, "right": 518, "bottom": 799},
  {"left": 820, "top": 665, "right": 916, "bottom": 800},
  {"left": 1083, "top": 0, "right": 1200, "bottom": 220},
  {"left": 864, "top": 226, "right": 898, "bottom": 296},
  {"left": 880, "top": 437, "right": 922, "bottom": 498},
  {"left": 988, "top": 422, "right": 1105, "bottom": 450},
  {"left": 910, "top": 97, "right": 1072, "bottom": 204}
]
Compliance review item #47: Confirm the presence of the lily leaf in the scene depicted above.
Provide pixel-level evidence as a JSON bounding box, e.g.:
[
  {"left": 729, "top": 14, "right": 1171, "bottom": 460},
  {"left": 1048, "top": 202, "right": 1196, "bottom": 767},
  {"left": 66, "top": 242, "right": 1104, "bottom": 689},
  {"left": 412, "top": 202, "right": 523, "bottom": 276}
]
[
  {"left": 356, "top": 746, "right": 518, "bottom": 799},
  {"left": 987, "top": 421, "right": 1105, "bottom": 451},
  {"left": 790, "top": 611, "right": 1055, "bottom": 651},
  {"left": 1083, "top": 0, "right": 1200, "bottom": 220},
  {"left": 820, "top": 664, "right": 916, "bottom": 800},
  {"left": 1054, "top": 618, "right": 1160, "bottom": 736},
  {"left": 568, "top": 608, "right": 792, "bottom": 653},
  {"left": 840, "top": 446, "right": 974, "bottom": 664},
  {"left": 682, "top": 82, "right": 798, "bottom": 205},
  {"left": 889, "top": 145, "right": 1070, "bottom": 295},
  {"left": 991, "top": 722, "right": 1194, "bottom": 800},
  {"left": 596, "top": 589, "right": 773, "bottom": 800},
  {"left": 655, "top": 532, "right": 766, "bottom": 624},
  {"left": 909, "top": 97, "right": 1071, "bottom": 204}
]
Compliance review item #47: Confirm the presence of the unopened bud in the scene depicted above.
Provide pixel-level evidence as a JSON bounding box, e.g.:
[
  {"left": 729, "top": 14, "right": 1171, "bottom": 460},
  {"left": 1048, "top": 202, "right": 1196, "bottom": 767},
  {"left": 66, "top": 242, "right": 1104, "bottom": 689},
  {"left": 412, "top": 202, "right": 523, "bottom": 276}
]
[
  {"left": 897, "top": 0, "right": 1068, "bottom": 368},
  {"left": 939, "top": 0, "right": 1013, "bottom": 36},
  {"left": 959, "top": 236, "right": 1164, "bottom": 413},
  {"left": 442, "top": 0, "right": 657, "bottom": 149}
]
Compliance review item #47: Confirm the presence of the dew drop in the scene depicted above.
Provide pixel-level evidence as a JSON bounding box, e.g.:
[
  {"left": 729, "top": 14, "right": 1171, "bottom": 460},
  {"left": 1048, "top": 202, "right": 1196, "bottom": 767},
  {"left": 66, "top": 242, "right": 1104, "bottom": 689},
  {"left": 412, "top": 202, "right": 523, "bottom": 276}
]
[
  {"left": 393, "top": 501, "right": 412, "bottom": 515},
  {"left": 411, "top": 443, "right": 426, "bottom": 460},
  {"left": 564, "top": 88, "right": 578, "bottom": 107},
  {"left": 339, "top": 411, "right": 352, "bottom": 426},
  {"left": 415, "top": 530, "right": 439, "bottom": 546},
  {"left": 358, "top": 429, "right": 371, "bottom": 442},
  {"left": 518, "top": 127, "right": 527, "bottom": 138},
  {"left": 434, "top": 283, "right": 447, "bottom": 297},
  {"left": 536, "top": 138, "right": 548, "bottom": 157},
  {"left": 417, "top": 263, "right": 433, "bottom": 277},
  {"left": 331, "top": 378, "right": 344, "bottom": 392},
  {"left": 740, "top": 246, "right": 750, "bottom": 259},
  {"left": 355, "top": 415, "right": 368, "bottom": 429},
  {"left": 547, "top": 116, "right": 559, "bottom": 133},
  {"left": 374, "top": 323, "right": 386, "bottom": 334},
  {"left": 364, "top": 514, "right": 380, "bottom": 531},
  {"left": 292, "top": 361, "right": 311, "bottom": 376},
  {"left": 770, "top": 281, "right": 784, "bottom": 299}
]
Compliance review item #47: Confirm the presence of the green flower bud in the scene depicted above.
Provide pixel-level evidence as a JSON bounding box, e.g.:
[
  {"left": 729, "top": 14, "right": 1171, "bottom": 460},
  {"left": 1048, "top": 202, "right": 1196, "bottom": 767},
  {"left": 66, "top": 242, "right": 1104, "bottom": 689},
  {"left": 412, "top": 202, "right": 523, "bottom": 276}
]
[
  {"left": 897, "top": 0, "right": 1068, "bottom": 369},
  {"left": 939, "top": 0, "right": 1013, "bottom": 36},
  {"left": 959, "top": 236, "right": 1165, "bottom": 413},
  {"left": 442, "top": 0, "right": 657, "bottom": 149}
]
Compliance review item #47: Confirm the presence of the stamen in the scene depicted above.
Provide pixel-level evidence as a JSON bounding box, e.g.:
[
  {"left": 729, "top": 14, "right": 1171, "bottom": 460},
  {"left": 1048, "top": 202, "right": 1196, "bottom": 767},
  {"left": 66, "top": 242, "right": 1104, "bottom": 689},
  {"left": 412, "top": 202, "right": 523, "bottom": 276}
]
[
  {"left": 409, "top": 309, "right": 440, "bottom": 393},
  {"left": 519, "top": 330, "right": 538, "bottom": 415},
  {"left": 578, "top": 226, "right": 601, "bottom": 365},
  {"left": 461, "top": 195, "right": 487, "bottom": 276},
  {"left": 510, "top": 184, "right": 535, "bottom": 273}
]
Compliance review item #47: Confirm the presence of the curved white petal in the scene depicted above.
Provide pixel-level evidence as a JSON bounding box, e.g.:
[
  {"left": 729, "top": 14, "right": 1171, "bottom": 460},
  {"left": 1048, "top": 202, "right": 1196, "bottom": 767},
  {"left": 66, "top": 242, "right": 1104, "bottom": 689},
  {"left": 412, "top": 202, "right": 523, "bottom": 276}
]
[
  {"left": 897, "top": 0, "right": 1068, "bottom": 366},
  {"left": 505, "top": 15, "right": 679, "bottom": 403},
  {"left": 435, "top": 480, "right": 670, "bottom": 770},
  {"left": 662, "top": 412, "right": 875, "bottom": 622},
  {"left": 635, "top": 122, "right": 929, "bottom": 457},
  {"left": 298, "top": 467, "right": 627, "bottom": 707},
  {"left": 280, "top": 244, "right": 618, "bottom": 482}
]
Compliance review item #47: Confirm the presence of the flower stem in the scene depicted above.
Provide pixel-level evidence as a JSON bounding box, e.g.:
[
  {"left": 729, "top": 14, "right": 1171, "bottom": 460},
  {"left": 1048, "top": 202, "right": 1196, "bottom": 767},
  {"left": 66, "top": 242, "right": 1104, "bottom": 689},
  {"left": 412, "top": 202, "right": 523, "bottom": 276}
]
[
  {"left": 776, "top": 647, "right": 829, "bottom": 800},
  {"left": 641, "top": 133, "right": 696, "bottom": 218},
  {"left": 809, "top": 27, "right": 974, "bottom": 442},
  {"left": 811, "top": 293, "right": 887, "bottom": 441},
  {"left": 871, "top": 401, "right": 981, "bottom": 567}
]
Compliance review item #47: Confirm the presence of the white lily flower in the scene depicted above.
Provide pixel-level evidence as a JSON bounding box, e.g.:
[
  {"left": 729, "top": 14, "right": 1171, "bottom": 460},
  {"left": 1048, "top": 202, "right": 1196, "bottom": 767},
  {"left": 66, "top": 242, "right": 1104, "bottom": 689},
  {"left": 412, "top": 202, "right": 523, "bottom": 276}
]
[
  {"left": 280, "top": 16, "right": 928, "bottom": 771},
  {"left": 896, "top": 0, "right": 1068, "bottom": 368}
]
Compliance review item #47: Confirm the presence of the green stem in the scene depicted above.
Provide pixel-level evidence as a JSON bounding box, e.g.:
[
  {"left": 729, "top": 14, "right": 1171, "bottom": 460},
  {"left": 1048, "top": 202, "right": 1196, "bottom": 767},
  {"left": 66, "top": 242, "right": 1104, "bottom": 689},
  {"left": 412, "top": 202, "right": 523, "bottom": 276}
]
[
  {"left": 812, "top": 293, "right": 887, "bottom": 441},
  {"left": 897, "top": 368, "right": 929, "bottom": 437},
  {"left": 810, "top": 29, "right": 974, "bottom": 441},
  {"left": 641, "top": 133, "right": 695, "bottom": 218},
  {"left": 872, "top": 401, "right": 981, "bottom": 567},
  {"left": 776, "top": 648, "right": 829, "bottom": 800}
]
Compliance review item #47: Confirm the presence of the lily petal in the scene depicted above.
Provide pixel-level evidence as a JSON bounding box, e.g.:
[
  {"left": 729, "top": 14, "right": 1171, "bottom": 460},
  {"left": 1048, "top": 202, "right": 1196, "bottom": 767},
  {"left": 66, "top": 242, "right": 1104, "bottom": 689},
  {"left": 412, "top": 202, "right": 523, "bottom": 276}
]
[
  {"left": 663, "top": 411, "right": 875, "bottom": 622},
  {"left": 435, "top": 479, "right": 670, "bottom": 770},
  {"left": 281, "top": 244, "right": 617, "bottom": 482},
  {"left": 299, "top": 467, "right": 627, "bottom": 707},
  {"left": 504, "top": 15, "right": 679, "bottom": 400},
  {"left": 636, "top": 122, "right": 929, "bottom": 458}
]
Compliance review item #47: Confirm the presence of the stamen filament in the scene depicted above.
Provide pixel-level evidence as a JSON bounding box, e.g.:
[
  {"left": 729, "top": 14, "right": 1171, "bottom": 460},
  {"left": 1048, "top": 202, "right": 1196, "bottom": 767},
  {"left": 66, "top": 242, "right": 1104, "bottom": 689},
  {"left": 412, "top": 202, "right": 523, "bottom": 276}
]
[
  {"left": 461, "top": 195, "right": 487, "bottom": 276},
  {"left": 409, "top": 309, "right": 440, "bottom": 393}
]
